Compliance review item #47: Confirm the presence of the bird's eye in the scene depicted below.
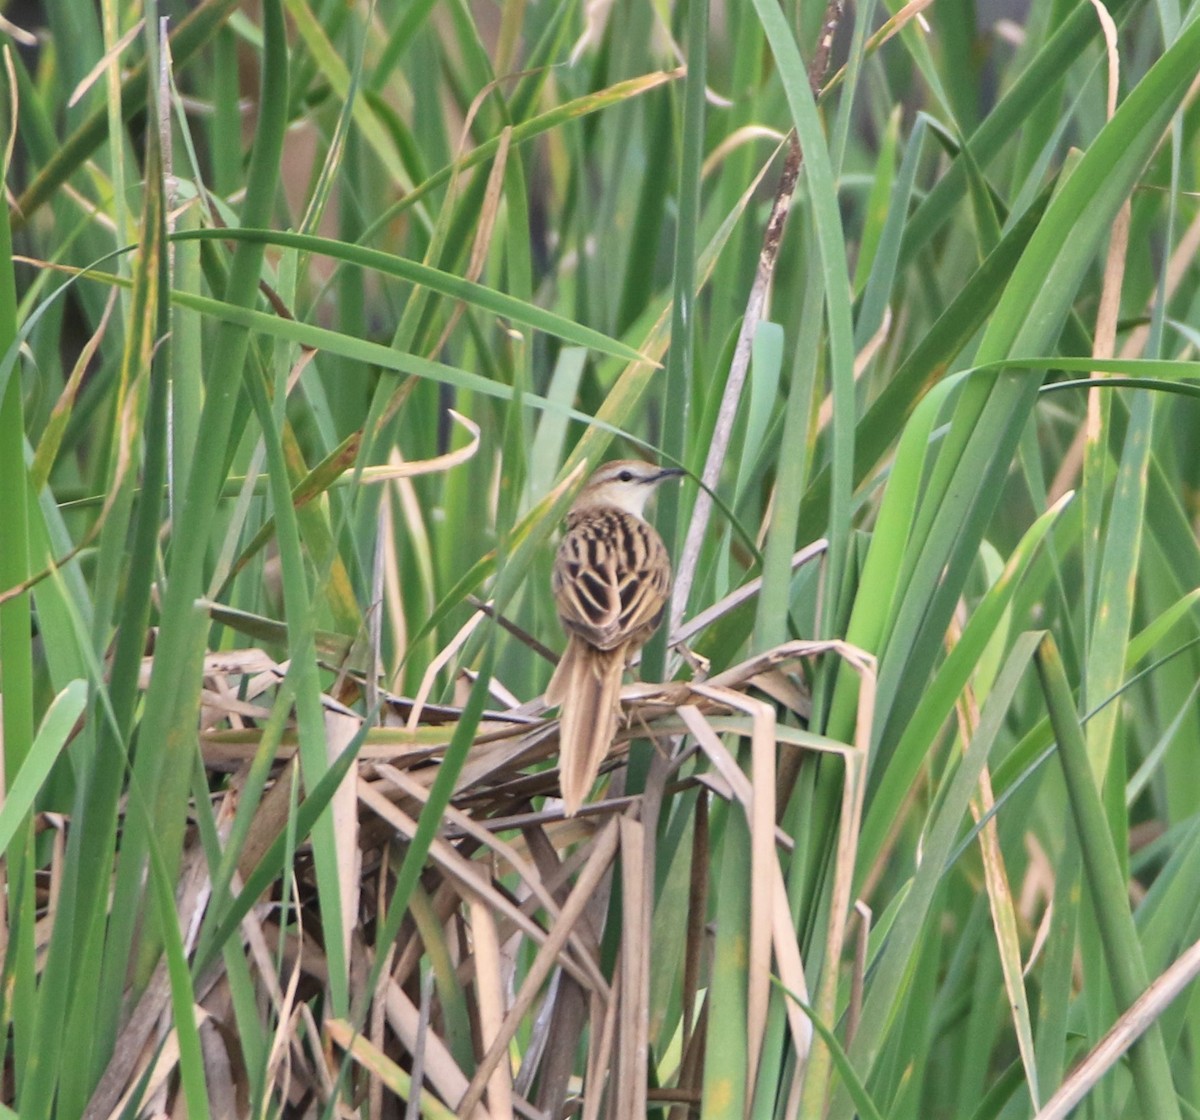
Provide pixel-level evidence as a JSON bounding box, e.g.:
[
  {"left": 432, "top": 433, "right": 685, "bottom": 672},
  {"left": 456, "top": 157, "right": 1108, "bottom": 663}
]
[{"left": 618, "top": 470, "right": 633, "bottom": 482}]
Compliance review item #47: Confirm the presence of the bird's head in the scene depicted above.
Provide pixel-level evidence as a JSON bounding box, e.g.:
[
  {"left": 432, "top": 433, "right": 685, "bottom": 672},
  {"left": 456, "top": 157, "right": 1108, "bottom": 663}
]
[{"left": 572, "top": 459, "right": 684, "bottom": 518}]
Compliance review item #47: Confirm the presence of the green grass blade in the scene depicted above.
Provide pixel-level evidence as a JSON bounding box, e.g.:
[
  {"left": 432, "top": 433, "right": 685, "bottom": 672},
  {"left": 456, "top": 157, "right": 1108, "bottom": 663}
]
[
  {"left": 1035, "top": 634, "right": 1181, "bottom": 1120},
  {"left": 837, "top": 631, "right": 1043, "bottom": 1112},
  {"left": 0, "top": 682, "right": 85, "bottom": 854},
  {"left": 102, "top": 0, "right": 290, "bottom": 1012}
]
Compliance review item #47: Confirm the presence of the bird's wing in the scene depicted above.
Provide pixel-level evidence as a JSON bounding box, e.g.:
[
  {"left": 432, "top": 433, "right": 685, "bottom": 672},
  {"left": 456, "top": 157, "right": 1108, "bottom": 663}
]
[{"left": 553, "top": 511, "right": 670, "bottom": 651}]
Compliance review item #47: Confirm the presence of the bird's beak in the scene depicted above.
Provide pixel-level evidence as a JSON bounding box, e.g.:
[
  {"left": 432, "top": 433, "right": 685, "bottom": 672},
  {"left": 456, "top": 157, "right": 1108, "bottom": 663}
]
[{"left": 655, "top": 467, "right": 685, "bottom": 482}]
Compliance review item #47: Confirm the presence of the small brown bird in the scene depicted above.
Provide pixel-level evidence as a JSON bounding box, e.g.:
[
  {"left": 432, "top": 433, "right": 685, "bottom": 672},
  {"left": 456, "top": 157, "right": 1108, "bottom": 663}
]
[{"left": 545, "top": 459, "right": 683, "bottom": 815}]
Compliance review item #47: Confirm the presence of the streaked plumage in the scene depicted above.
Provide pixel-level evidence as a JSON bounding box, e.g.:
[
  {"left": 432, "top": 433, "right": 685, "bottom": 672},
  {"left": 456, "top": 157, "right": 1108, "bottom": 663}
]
[{"left": 545, "top": 460, "right": 682, "bottom": 815}]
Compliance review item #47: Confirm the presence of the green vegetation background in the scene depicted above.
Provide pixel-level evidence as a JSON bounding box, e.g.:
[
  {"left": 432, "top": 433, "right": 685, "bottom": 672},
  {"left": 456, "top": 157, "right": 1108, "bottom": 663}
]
[{"left": 1, "top": 0, "right": 1199, "bottom": 1116}]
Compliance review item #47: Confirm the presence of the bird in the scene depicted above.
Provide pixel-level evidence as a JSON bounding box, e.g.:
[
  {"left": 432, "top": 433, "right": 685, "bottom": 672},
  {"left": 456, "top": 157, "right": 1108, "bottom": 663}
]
[{"left": 544, "top": 459, "right": 683, "bottom": 816}]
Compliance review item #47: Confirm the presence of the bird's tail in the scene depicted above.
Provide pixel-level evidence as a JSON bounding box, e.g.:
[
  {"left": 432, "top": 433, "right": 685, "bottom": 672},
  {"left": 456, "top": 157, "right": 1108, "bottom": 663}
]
[{"left": 545, "top": 637, "right": 626, "bottom": 816}]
